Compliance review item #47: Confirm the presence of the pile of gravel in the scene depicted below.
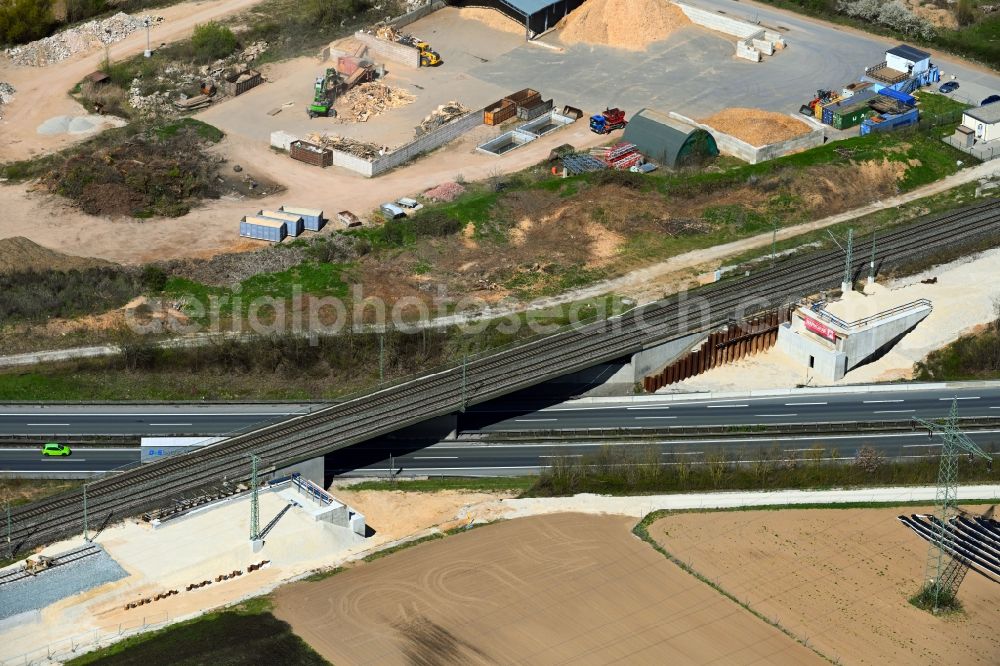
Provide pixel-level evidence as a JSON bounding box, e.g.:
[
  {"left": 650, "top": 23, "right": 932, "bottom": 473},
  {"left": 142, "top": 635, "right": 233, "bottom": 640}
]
[
  {"left": 0, "top": 544, "right": 128, "bottom": 620},
  {"left": 5, "top": 13, "right": 163, "bottom": 67}
]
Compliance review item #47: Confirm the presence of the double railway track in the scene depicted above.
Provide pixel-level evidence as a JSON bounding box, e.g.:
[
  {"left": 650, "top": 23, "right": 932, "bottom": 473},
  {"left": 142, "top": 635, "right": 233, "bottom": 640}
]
[{"left": 7, "top": 199, "right": 1000, "bottom": 551}]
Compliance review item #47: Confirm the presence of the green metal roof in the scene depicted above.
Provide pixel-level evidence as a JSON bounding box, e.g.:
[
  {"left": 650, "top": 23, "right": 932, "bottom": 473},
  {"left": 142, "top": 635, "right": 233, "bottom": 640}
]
[{"left": 623, "top": 109, "right": 718, "bottom": 168}]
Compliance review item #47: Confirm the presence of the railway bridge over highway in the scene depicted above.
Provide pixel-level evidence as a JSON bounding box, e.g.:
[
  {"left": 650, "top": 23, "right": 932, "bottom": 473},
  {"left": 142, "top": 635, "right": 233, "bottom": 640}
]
[{"left": 7, "top": 199, "right": 1000, "bottom": 552}]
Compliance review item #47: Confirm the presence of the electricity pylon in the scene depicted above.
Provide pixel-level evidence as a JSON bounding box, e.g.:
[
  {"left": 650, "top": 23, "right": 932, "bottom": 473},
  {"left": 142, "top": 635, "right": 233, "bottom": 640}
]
[
  {"left": 912, "top": 398, "right": 993, "bottom": 610},
  {"left": 249, "top": 454, "right": 261, "bottom": 542},
  {"left": 827, "top": 227, "right": 854, "bottom": 293}
]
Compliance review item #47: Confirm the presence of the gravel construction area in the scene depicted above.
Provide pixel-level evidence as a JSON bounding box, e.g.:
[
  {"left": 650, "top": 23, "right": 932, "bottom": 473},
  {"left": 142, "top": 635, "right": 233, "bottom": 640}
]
[
  {"left": 274, "top": 513, "right": 823, "bottom": 665},
  {"left": 3, "top": 13, "right": 162, "bottom": 67},
  {"left": 0, "top": 545, "right": 127, "bottom": 621},
  {"left": 654, "top": 506, "right": 1000, "bottom": 664},
  {"left": 700, "top": 108, "right": 812, "bottom": 146},
  {"left": 667, "top": 246, "right": 1000, "bottom": 391},
  {"left": 557, "top": 0, "right": 691, "bottom": 50}
]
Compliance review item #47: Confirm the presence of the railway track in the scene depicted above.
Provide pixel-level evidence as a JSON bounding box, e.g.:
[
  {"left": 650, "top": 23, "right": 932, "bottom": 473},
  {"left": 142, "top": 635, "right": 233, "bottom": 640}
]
[{"left": 7, "top": 199, "right": 1000, "bottom": 551}]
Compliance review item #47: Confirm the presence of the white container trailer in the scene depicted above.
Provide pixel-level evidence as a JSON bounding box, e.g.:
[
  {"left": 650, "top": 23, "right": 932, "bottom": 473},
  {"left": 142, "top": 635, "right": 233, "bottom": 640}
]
[
  {"left": 260, "top": 210, "right": 305, "bottom": 237},
  {"left": 280, "top": 206, "right": 325, "bottom": 231},
  {"left": 240, "top": 215, "right": 287, "bottom": 242}
]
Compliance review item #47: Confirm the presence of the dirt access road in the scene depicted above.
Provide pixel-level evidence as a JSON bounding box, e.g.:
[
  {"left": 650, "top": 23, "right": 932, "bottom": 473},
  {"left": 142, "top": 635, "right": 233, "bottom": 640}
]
[
  {"left": 274, "top": 513, "right": 824, "bottom": 665},
  {"left": 654, "top": 506, "right": 1000, "bottom": 665},
  {"left": 0, "top": 0, "right": 266, "bottom": 163}
]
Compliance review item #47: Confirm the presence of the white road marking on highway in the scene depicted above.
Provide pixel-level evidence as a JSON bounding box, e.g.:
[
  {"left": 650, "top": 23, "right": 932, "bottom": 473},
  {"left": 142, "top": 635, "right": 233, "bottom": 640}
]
[
  {"left": 634, "top": 416, "right": 676, "bottom": 420},
  {"left": 26, "top": 423, "right": 70, "bottom": 426},
  {"left": 661, "top": 451, "right": 703, "bottom": 456},
  {"left": 515, "top": 418, "right": 557, "bottom": 422},
  {"left": 864, "top": 399, "right": 904, "bottom": 403},
  {"left": 626, "top": 406, "right": 670, "bottom": 410},
  {"left": 872, "top": 409, "right": 915, "bottom": 414},
  {"left": 786, "top": 402, "right": 826, "bottom": 406},
  {"left": 148, "top": 423, "right": 193, "bottom": 426},
  {"left": 941, "top": 397, "right": 980, "bottom": 400},
  {"left": 539, "top": 455, "right": 582, "bottom": 458},
  {"left": 413, "top": 456, "right": 458, "bottom": 460},
  {"left": 707, "top": 404, "right": 748, "bottom": 408},
  {"left": 755, "top": 413, "right": 797, "bottom": 417}
]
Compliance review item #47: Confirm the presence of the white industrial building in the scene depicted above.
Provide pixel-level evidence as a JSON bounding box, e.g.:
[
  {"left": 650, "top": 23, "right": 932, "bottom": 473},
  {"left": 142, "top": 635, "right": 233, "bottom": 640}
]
[
  {"left": 777, "top": 287, "right": 932, "bottom": 381},
  {"left": 884, "top": 44, "right": 931, "bottom": 76},
  {"left": 960, "top": 104, "right": 1000, "bottom": 144}
]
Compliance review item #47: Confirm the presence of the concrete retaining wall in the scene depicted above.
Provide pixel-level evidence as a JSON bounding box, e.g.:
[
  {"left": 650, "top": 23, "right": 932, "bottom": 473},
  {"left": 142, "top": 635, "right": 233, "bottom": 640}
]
[
  {"left": 324, "top": 108, "right": 482, "bottom": 177},
  {"left": 389, "top": 0, "right": 446, "bottom": 29},
  {"left": 670, "top": 111, "right": 823, "bottom": 164},
  {"left": 354, "top": 31, "right": 420, "bottom": 68}
]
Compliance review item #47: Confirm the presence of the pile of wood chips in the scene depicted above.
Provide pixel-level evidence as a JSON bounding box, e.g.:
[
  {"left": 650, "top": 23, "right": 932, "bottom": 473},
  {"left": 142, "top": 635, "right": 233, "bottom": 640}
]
[
  {"left": 699, "top": 108, "right": 812, "bottom": 146},
  {"left": 305, "top": 132, "right": 387, "bottom": 159},
  {"left": 558, "top": 0, "right": 690, "bottom": 50}
]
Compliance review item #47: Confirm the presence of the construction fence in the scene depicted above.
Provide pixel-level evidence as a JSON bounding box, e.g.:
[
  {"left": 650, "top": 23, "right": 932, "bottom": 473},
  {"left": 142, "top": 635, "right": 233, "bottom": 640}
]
[{"left": 1, "top": 611, "right": 172, "bottom": 666}]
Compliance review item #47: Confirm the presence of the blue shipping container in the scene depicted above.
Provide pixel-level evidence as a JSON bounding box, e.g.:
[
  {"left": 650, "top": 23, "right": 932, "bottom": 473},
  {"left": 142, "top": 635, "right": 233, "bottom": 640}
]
[
  {"left": 240, "top": 216, "right": 287, "bottom": 242},
  {"left": 859, "top": 107, "right": 919, "bottom": 135},
  {"left": 260, "top": 210, "right": 305, "bottom": 237},
  {"left": 280, "top": 206, "right": 325, "bottom": 232}
]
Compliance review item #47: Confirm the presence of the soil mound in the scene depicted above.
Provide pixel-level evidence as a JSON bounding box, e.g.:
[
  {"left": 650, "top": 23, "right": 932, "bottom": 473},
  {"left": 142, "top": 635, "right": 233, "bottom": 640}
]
[
  {"left": 0, "top": 237, "right": 110, "bottom": 274},
  {"left": 700, "top": 108, "right": 811, "bottom": 146},
  {"left": 558, "top": 0, "right": 690, "bottom": 50}
]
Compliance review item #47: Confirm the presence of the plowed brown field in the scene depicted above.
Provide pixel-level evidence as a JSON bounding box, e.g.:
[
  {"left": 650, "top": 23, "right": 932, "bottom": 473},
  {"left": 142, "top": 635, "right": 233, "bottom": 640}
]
[
  {"left": 274, "top": 513, "right": 823, "bottom": 665},
  {"left": 652, "top": 506, "right": 1000, "bottom": 665}
]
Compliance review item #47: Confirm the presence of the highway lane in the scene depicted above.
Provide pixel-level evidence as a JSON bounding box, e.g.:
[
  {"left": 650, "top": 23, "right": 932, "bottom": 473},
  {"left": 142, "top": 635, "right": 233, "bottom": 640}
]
[
  {"left": 0, "top": 448, "right": 139, "bottom": 473},
  {"left": 331, "top": 430, "right": 1000, "bottom": 477},
  {"left": 0, "top": 404, "right": 320, "bottom": 436},
  {"left": 459, "top": 386, "right": 1000, "bottom": 432}
]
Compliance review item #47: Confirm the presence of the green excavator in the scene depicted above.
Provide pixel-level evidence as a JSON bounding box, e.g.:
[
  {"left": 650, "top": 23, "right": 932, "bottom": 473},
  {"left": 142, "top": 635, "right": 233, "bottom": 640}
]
[{"left": 308, "top": 68, "right": 339, "bottom": 118}]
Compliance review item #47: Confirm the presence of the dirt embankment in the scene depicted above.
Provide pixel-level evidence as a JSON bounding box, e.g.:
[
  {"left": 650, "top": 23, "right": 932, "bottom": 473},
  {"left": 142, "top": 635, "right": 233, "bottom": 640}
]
[
  {"left": 455, "top": 7, "right": 525, "bottom": 35},
  {"left": 557, "top": 0, "right": 691, "bottom": 50},
  {"left": 654, "top": 506, "right": 1000, "bottom": 665},
  {"left": 274, "top": 513, "right": 825, "bottom": 665},
  {"left": 700, "top": 108, "right": 812, "bottom": 146}
]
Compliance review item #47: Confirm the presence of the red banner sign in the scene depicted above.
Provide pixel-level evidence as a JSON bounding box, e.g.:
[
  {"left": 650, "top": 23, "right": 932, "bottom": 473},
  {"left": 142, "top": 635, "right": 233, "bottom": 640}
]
[{"left": 803, "top": 316, "right": 836, "bottom": 341}]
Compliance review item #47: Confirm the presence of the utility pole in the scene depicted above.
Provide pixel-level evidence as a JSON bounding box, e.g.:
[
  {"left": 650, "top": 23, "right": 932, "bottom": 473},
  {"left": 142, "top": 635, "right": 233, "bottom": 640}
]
[
  {"left": 5, "top": 501, "right": 11, "bottom": 559},
  {"left": 868, "top": 231, "right": 876, "bottom": 286},
  {"left": 912, "top": 399, "right": 993, "bottom": 611},
  {"left": 771, "top": 219, "right": 777, "bottom": 267},
  {"left": 143, "top": 18, "right": 152, "bottom": 58},
  {"left": 82, "top": 484, "right": 90, "bottom": 543},
  {"left": 378, "top": 330, "right": 385, "bottom": 383},
  {"left": 827, "top": 228, "right": 854, "bottom": 294},
  {"left": 249, "top": 454, "right": 261, "bottom": 546},
  {"left": 460, "top": 354, "right": 467, "bottom": 413}
]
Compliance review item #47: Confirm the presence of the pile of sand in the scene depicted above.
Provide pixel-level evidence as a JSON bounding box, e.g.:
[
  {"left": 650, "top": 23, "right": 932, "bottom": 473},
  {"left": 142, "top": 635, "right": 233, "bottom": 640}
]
[
  {"left": 700, "top": 108, "right": 811, "bottom": 146},
  {"left": 0, "top": 237, "right": 109, "bottom": 274},
  {"left": 456, "top": 7, "right": 525, "bottom": 35},
  {"left": 558, "top": 0, "right": 691, "bottom": 50}
]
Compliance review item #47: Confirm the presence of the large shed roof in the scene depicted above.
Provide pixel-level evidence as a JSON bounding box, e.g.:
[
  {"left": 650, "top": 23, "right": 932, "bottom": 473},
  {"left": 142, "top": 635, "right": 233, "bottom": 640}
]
[
  {"left": 887, "top": 44, "right": 929, "bottom": 62},
  {"left": 500, "top": 0, "right": 556, "bottom": 14},
  {"left": 622, "top": 109, "right": 718, "bottom": 168}
]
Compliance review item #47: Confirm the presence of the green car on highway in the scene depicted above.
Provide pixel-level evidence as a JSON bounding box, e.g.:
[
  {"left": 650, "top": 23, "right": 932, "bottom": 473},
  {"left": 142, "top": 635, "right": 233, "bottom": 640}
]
[{"left": 41, "top": 442, "right": 71, "bottom": 457}]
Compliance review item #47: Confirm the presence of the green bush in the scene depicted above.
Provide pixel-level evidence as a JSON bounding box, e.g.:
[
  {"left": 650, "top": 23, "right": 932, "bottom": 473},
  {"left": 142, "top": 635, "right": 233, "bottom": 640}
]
[
  {"left": 190, "top": 21, "right": 237, "bottom": 62},
  {"left": 0, "top": 0, "right": 55, "bottom": 45},
  {"left": 65, "top": 0, "right": 106, "bottom": 24}
]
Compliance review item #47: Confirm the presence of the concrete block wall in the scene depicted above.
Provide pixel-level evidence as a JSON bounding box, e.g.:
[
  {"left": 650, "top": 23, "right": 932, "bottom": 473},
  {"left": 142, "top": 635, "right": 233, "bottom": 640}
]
[
  {"left": 327, "top": 148, "right": 376, "bottom": 177},
  {"left": 354, "top": 31, "right": 420, "bottom": 68},
  {"left": 673, "top": 1, "right": 784, "bottom": 61},
  {"left": 670, "top": 111, "right": 823, "bottom": 165},
  {"left": 389, "top": 0, "right": 446, "bottom": 29},
  {"left": 370, "top": 109, "right": 483, "bottom": 175}
]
